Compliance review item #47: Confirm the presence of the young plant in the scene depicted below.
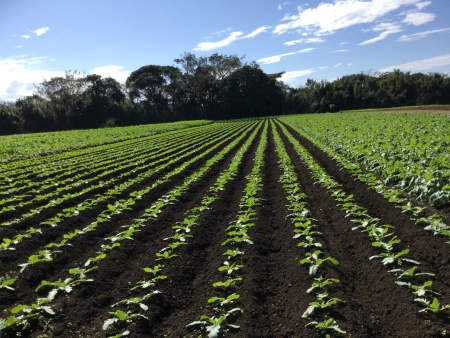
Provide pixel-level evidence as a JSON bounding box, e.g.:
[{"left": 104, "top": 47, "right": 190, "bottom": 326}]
[
  {"left": 103, "top": 310, "right": 148, "bottom": 330},
  {"left": 415, "top": 298, "right": 450, "bottom": 313},
  {"left": 208, "top": 293, "right": 240, "bottom": 307},
  {"left": 396, "top": 280, "right": 440, "bottom": 297},
  {"left": 306, "top": 317, "right": 346, "bottom": 336},
  {"left": 369, "top": 249, "right": 420, "bottom": 266},
  {"left": 0, "top": 276, "right": 16, "bottom": 291},
  {"left": 186, "top": 308, "right": 242, "bottom": 338},
  {"left": 212, "top": 277, "right": 242, "bottom": 290},
  {"left": 306, "top": 276, "right": 340, "bottom": 294},
  {"left": 390, "top": 266, "right": 434, "bottom": 279},
  {"left": 218, "top": 261, "right": 244, "bottom": 275},
  {"left": 302, "top": 294, "right": 345, "bottom": 318},
  {"left": 299, "top": 250, "right": 339, "bottom": 275}
]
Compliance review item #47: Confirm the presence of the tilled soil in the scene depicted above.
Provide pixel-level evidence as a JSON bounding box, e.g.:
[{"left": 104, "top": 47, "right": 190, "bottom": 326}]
[{"left": 1, "top": 119, "right": 449, "bottom": 338}]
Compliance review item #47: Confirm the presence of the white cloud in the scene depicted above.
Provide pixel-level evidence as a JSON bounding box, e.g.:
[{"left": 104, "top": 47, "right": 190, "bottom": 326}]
[
  {"left": 0, "top": 56, "right": 64, "bottom": 101},
  {"left": 340, "top": 42, "right": 349, "bottom": 45},
  {"left": 298, "top": 48, "right": 316, "bottom": 53},
  {"left": 318, "top": 66, "right": 328, "bottom": 70},
  {"left": 273, "top": 0, "right": 419, "bottom": 35},
  {"left": 243, "top": 26, "right": 270, "bottom": 38},
  {"left": 335, "top": 63, "right": 342, "bottom": 67},
  {"left": 22, "top": 35, "right": 30, "bottom": 39},
  {"left": 212, "top": 28, "right": 233, "bottom": 36},
  {"left": 348, "top": 62, "right": 353, "bottom": 65},
  {"left": 257, "top": 52, "right": 297, "bottom": 64},
  {"left": 280, "top": 69, "right": 316, "bottom": 85},
  {"left": 16, "top": 45, "right": 23, "bottom": 48},
  {"left": 194, "top": 31, "right": 244, "bottom": 51},
  {"left": 33, "top": 27, "right": 49, "bottom": 36},
  {"left": 334, "top": 49, "right": 349, "bottom": 52},
  {"left": 257, "top": 48, "right": 316, "bottom": 64},
  {"left": 379, "top": 54, "right": 450, "bottom": 72},
  {"left": 359, "top": 23, "right": 402, "bottom": 45},
  {"left": 398, "top": 28, "right": 450, "bottom": 41},
  {"left": 91, "top": 65, "right": 131, "bottom": 84},
  {"left": 283, "top": 37, "right": 324, "bottom": 45},
  {"left": 403, "top": 12, "right": 435, "bottom": 25},
  {"left": 415, "top": 1, "right": 431, "bottom": 10},
  {"left": 278, "top": 4, "right": 282, "bottom": 10}
]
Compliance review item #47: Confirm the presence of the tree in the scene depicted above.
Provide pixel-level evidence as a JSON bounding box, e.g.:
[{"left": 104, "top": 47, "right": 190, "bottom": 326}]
[{"left": 218, "top": 66, "right": 284, "bottom": 119}]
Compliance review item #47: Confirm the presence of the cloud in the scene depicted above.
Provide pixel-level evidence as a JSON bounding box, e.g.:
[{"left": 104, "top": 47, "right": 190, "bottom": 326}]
[
  {"left": 348, "top": 62, "right": 353, "bottom": 65},
  {"left": 403, "top": 12, "right": 435, "bottom": 25},
  {"left": 334, "top": 49, "right": 349, "bottom": 52},
  {"left": 16, "top": 45, "right": 23, "bottom": 48},
  {"left": 379, "top": 54, "right": 450, "bottom": 72},
  {"left": 359, "top": 23, "right": 402, "bottom": 45},
  {"left": 283, "top": 37, "right": 324, "bottom": 46},
  {"left": 335, "top": 63, "right": 342, "bottom": 67},
  {"left": 243, "top": 26, "right": 270, "bottom": 38},
  {"left": 280, "top": 69, "right": 316, "bottom": 85},
  {"left": 398, "top": 28, "right": 450, "bottom": 41},
  {"left": 257, "top": 52, "right": 297, "bottom": 64},
  {"left": 91, "top": 65, "right": 131, "bottom": 84},
  {"left": 22, "top": 35, "right": 30, "bottom": 39},
  {"left": 211, "top": 28, "right": 233, "bottom": 37},
  {"left": 415, "top": 1, "right": 431, "bottom": 10},
  {"left": 257, "top": 48, "right": 316, "bottom": 64},
  {"left": 194, "top": 31, "right": 244, "bottom": 51},
  {"left": 318, "top": 66, "right": 328, "bottom": 70},
  {"left": 340, "top": 42, "right": 349, "bottom": 45},
  {"left": 298, "top": 48, "right": 316, "bottom": 53},
  {"left": 0, "top": 56, "right": 64, "bottom": 101},
  {"left": 273, "top": 0, "right": 419, "bottom": 35},
  {"left": 278, "top": 5, "right": 282, "bottom": 10},
  {"left": 33, "top": 27, "right": 49, "bottom": 36}
]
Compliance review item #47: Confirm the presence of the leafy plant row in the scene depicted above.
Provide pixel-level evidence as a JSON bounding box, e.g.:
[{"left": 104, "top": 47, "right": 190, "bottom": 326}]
[
  {"left": 271, "top": 121, "right": 346, "bottom": 337},
  {"left": 280, "top": 118, "right": 450, "bottom": 245},
  {"left": 0, "top": 121, "right": 260, "bottom": 335},
  {"left": 0, "top": 122, "right": 227, "bottom": 196},
  {"left": 279, "top": 114, "right": 450, "bottom": 207},
  {"left": 0, "top": 120, "right": 211, "bottom": 166},
  {"left": 186, "top": 121, "right": 268, "bottom": 338},
  {"left": 102, "top": 121, "right": 264, "bottom": 337},
  {"left": 0, "top": 122, "right": 247, "bottom": 253},
  {"left": 0, "top": 123, "right": 234, "bottom": 214},
  {"left": 276, "top": 120, "right": 450, "bottom": 318},
  {"left": 0, "top": 122, "right": 256, "bottom": 302}
]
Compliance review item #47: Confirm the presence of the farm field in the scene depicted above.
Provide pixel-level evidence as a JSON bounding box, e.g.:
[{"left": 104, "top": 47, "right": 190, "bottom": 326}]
[{"left": 1, "top": 115, "right": 450, "bottom": 338}]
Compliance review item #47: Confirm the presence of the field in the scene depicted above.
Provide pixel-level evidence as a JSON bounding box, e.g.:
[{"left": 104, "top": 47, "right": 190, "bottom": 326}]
[{"left": 1, "top": 114, "right": 449, "bottom": 338}]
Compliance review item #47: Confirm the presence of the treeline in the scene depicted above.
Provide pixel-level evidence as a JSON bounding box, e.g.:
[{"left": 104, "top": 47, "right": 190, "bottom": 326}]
[
  {"left": 285, "top": 70, "right": 450, "bottom": 113},
  {"left": 0, "top": 53, "right": 284, "bottom": 135},
  {"left": 1, "top": 52, "right": 449, "bottom": 135}
]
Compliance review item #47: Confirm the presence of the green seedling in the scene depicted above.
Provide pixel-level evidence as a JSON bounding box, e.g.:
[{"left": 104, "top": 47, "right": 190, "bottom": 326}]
[
  {"left": 298, "top": 236, "right": 322, "bottom": 248},
  {"left": 372, "top": 235, "right": 401, "bottom": 252},
  {"left": 103, "top": 310, "right": 148, "bottom": 330},
  {"left": 302, "top": 294, "right": 345, "bottom": 318},
  {"left": 208, "top": 293, "right": 240, "bottom": 307},
  {"left": 306, "top": 276, "right": 340, "bottom": 294},
  {"left": 218, "top": 261, "right": 244, "bottom": 275},
  {"left": 396, "top": 280, "right": 440, "bottom": 297},
  {"left": 212, "top": 277, "right": 242, "bottom": 289},
  {"left": 306, "top": 317, "right": 346, "bottom": 336},
  {"left": 0, "top": 276, "right": 16, "bottom": 291},
  {"left": 369, "top": 249, "right": 420, "bottom": 266},
  {"left": 415, "top": 298, "right": 450, "bottom": 313},
  {"left": 155, "top": 250, "right": 178, "bottom": 260},
  {"left": 223, "top": 249, "right": 244, "bottom": 259},
  {"left": 390, "top": 266, "right": 434, "bottom": 279},
  {"left": 299, "top": 250, "right": 339, "bottom": 275},
  {"left": 186, "top": 308, "right": 242, "bottom": 338}
]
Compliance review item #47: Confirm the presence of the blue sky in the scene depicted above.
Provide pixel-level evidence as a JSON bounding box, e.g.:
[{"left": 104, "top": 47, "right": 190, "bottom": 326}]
[{"left": 1, "top": 0, "right": 450, "bottom": 101}]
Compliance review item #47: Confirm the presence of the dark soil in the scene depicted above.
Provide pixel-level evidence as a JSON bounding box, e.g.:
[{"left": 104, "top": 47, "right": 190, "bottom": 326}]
[{"left": 1, "top": 119, "right": 449, "bottom": 338}]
